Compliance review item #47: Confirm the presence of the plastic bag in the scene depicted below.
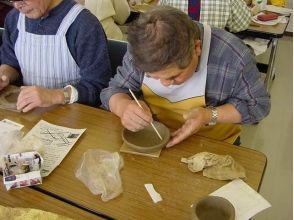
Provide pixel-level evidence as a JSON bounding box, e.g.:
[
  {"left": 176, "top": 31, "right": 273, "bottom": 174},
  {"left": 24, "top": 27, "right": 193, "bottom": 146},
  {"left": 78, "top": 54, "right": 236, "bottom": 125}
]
[
  {"left": 0, "top": 130, "right": 23, "bottom": 160},
  {"left": 0, "top": 130, "right": 44, "bottom": 157},
  {"left": 75, "top": 149, "right": 124, "bottom": 202}
]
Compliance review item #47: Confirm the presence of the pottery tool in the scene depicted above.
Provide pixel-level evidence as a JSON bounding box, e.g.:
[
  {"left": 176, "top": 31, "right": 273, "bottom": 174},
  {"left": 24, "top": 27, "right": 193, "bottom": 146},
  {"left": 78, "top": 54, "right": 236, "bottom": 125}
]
[{"left": 128, "top": 88, "right": 163, "bottom": 140}]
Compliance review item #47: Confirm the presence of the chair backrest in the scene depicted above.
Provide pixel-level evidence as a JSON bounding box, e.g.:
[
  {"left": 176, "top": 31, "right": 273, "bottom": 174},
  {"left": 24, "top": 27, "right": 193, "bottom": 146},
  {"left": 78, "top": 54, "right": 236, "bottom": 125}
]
[
  {"left": 0, "top": 27, "right": 4, "bottom": 46},
  {"left": 107, "top": 39, "right": 127, "bottom": 76}
]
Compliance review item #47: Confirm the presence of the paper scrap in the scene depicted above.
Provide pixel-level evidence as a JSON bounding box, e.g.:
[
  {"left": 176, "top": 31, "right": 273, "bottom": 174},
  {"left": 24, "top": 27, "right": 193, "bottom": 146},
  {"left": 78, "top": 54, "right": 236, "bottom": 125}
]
[
  {"left": 144, "top": 183, "right": 162, "bottom": 203},
  {"left": 1, "top": 119, "right": 24, "bottom": 130},
  {"left": 0, "top": 121, "right": 22, "bottom": 135},
  {"left": 22, "top": 120, "right": 86, "bottom": 177},
  {"left": 210, "top": 179, "right": 271, "bottom": 220},
  {"left": 242, "top": 37, "right": 270, "bottom": 56}
]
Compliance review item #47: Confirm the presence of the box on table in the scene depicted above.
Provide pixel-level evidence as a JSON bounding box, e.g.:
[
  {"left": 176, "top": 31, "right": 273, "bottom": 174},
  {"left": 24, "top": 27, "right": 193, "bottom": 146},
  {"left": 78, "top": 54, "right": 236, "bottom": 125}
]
[{"left": 2, "top": 151, "right": 43, "bottom": 190}]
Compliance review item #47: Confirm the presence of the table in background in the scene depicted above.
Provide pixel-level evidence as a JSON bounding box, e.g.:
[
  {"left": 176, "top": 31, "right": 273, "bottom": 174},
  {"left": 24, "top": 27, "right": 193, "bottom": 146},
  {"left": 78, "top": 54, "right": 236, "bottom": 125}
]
[
  {"left": 237, "top": 18, "right": 290, "bottom": 91},
  {"left": 1, "top": 104, "right": 267, "bottom": 220}
]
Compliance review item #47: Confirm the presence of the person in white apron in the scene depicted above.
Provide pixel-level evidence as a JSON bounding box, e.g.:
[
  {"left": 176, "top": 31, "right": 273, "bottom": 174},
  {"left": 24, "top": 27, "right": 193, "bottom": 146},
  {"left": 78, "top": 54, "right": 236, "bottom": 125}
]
[
  {"left": 0, "top": 0, "right": 111, "bottom": 112},
  {"left": 100, "top": 6, "right": 270, "bottom": 147}
]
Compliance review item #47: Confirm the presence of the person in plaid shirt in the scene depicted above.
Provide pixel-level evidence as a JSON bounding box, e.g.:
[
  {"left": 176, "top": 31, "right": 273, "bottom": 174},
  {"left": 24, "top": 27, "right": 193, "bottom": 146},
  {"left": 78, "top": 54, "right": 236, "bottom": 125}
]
[
  {"left": 100, "top": 6, "right": 270, "bottom": 147},
  {"left": 158, "top": 0, "right": 252, "bottom": 32}
]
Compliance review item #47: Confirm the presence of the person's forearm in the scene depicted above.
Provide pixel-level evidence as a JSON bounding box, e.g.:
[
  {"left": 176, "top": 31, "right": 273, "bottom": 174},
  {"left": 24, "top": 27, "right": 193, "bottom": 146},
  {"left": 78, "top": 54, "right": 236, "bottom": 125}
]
[
  {"left": 185, "top": 103, "right": 242, "bottom": 127},
  {"left": 109, "top": 93, "right": 132, "bottom": 117},
  {"left": 213, "top": 103, "right": 242, "bottom": 124},
  {"left": 0, "top": 64, "right": 20, "bottom": 83}
]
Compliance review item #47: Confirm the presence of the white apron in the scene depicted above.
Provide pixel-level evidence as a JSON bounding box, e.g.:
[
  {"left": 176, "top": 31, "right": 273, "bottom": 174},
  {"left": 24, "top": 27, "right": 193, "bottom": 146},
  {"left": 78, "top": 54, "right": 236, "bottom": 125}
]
[{"left": 15, "top": 4, "right": 83, "bottom": 88}]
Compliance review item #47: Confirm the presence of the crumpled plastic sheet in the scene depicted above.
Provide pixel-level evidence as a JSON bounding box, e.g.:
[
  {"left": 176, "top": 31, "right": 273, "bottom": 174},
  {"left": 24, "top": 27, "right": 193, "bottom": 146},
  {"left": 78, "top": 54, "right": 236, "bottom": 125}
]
[{"left": 75, "top": 149, "right": 124, "bottom": 202}]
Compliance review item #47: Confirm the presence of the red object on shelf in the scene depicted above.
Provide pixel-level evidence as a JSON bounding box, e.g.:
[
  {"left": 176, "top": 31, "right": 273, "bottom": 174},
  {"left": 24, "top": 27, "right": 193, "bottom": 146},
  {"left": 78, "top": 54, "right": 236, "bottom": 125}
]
[{"left": 257, "top": 13, "right": 279, "bottom": 21}]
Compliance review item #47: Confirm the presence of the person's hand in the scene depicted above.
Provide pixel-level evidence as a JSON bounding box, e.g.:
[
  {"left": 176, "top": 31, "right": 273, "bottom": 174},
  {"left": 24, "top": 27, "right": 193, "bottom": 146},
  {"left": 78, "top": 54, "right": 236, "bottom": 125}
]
[
  {"left": 166, "top": 107, "right": 211, "bottom": 148},
  {"left": 0, "top": 65, "right": 20, "bottom": 90},
  {"left": 0, "top": 74, "right": 10, "bottom": 91},
  {"left": 17, "top": 86, "right": 63, "bottom": 112},
  {"left": 120, "top": 99, "right": 153, "bottom": 132}
]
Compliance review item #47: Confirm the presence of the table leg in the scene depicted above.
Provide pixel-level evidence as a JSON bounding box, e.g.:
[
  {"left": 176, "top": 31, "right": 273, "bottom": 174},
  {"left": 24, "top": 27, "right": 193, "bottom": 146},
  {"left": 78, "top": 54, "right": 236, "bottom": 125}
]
[{"left": 264, "top": 38, "right": 278, "bottom": 92}]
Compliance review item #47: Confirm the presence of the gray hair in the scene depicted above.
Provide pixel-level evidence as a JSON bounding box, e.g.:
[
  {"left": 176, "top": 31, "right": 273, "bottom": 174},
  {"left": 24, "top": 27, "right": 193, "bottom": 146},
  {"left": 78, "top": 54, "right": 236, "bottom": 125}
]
[{"left": 127, "top": 6, "right": 200, "bottom": 72}]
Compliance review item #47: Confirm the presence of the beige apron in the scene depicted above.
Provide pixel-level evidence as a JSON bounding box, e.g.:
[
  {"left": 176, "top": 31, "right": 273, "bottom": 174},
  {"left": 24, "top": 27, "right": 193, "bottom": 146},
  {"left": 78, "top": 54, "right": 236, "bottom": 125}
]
[{"left": 142, "top": 25, "right": 240, "bottom": 144}]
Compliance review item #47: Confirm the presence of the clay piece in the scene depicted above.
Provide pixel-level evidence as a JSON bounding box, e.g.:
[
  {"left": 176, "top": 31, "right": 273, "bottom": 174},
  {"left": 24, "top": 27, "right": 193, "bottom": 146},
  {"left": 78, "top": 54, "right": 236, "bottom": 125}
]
[
  {"left": 122, "top": 121, "right": 170, "bottom": 153},
  {"left": 0, "top": 85, "right": 20, "bottom": 112}
]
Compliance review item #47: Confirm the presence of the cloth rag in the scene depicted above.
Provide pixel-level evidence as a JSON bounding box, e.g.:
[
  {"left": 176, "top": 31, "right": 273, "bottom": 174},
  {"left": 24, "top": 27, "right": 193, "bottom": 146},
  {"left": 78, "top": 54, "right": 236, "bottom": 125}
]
[{"left": 181, "top": 152, "right": 246, "bottom": 180}]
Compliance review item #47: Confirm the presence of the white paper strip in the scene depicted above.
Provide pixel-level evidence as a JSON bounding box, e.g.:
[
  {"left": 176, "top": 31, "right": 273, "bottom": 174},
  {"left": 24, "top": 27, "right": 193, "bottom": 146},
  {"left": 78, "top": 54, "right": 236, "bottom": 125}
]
[{"left": 144, "top": 183, "right": 162, "bottom": 203}]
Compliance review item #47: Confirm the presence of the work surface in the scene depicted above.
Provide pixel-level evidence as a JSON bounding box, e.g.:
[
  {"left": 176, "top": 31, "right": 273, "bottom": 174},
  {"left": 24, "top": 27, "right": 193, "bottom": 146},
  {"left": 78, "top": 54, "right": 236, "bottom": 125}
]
[
  {"left": 1, "top": 104, "right": 267, "bottom": 219},
  {"left": 0, "top": 183, "right": 102, "bottom": 220}
]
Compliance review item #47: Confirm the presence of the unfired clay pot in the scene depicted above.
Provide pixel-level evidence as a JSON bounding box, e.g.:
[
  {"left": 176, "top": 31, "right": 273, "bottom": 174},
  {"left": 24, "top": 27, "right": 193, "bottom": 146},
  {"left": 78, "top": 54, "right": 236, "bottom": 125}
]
[
  {"left": 192, "top": 196, "right": 235, "bottom": 220},
  {"left": 122, "top": 121, "right": 170, "bottom": 153}
]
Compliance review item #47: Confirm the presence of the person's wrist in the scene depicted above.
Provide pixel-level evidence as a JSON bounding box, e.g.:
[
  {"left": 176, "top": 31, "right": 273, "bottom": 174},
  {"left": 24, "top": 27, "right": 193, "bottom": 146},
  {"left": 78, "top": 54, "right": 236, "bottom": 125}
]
[
  {"left": 117, "top": 99, "right": 133, "bottom": 117},
  {"left": 62, "top": 88, "right": 70, "bottom": 104},
  {"left": 52, "top": 89, "right": 69, "bottom": 105},
  {"left": 110, "top": 93, "right": 133, "bottom": 117},
  {"left": 206, "top": 106, "right": 218, "bottom": 126},
  {"left": 201, "top": 107, "right": 211, "bottom": 125}
]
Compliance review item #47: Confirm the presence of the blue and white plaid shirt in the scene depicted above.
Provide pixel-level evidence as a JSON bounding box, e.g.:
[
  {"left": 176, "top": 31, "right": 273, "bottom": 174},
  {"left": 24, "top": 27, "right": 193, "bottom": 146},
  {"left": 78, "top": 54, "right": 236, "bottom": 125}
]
[{"left": 100, "top": 23, "right": 270, "bottom": 124}]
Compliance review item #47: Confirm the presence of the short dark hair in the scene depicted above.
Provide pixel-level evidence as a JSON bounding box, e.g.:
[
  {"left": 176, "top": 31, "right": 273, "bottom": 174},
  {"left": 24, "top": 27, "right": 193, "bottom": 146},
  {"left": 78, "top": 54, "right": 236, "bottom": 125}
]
[{"left": 127, "top": 6, "right": 200, "bottom": 72}]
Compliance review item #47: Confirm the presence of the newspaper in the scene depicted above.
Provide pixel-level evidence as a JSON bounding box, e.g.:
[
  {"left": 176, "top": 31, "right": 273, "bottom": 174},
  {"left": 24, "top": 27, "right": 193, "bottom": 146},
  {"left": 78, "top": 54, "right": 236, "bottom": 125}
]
[
  {"left": 2, "top": 151, "right": 43, "bottom": 190},
  {"left": 22, "top": 120, "right": 86, "bottom": 177}
]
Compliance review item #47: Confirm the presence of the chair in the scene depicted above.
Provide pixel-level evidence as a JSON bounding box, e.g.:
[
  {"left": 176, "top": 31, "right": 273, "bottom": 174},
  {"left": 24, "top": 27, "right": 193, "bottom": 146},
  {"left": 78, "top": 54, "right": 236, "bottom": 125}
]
[
  {"left": 107, "top": 39, "right": 127, "bottom": 76},
  {"left": 0, "top": 27, "right": 4, "bottom": 46}
]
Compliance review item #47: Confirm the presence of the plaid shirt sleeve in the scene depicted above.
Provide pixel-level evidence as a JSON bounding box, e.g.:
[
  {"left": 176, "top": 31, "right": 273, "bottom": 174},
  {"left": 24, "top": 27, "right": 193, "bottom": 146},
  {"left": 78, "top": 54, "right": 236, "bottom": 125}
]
[
  {"left": 100, "top": 47, "right": 144, "bottom": 110},
  {"left": 206, "top": 30, "right": 270, "bottom": 124},
  {"left": 226, "top": 0, "right": 251, "bottom": 32}
]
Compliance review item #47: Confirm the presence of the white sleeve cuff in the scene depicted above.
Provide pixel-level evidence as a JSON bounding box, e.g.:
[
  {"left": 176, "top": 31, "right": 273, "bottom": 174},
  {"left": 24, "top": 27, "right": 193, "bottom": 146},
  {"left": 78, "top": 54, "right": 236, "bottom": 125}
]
[{"left": 64, "top": 85, "right": 78, "bottom": 104}]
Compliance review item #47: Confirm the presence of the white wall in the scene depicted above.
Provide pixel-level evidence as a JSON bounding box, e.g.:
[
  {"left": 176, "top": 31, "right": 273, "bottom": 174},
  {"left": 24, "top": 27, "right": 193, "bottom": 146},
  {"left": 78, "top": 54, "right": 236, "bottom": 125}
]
[{"left": 286, "top": 0, "right": 293, "bottom": 32}]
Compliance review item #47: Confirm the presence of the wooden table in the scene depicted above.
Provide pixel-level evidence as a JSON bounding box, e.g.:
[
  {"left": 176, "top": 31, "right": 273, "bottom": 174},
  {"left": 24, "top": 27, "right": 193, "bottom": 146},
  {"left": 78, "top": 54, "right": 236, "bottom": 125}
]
[
  {"left": 0, "top": 183, "right": 103, "bottom": 219},
  {"left": 0, "top": 104, "right": 267, "bottom": 220}
]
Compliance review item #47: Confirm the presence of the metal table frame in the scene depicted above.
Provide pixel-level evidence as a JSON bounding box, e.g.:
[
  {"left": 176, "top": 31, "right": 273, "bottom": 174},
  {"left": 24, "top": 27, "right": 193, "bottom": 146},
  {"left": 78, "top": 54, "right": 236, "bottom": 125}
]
[{"left": 237, "top": 18, "right": 291, "bottom": 92}]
